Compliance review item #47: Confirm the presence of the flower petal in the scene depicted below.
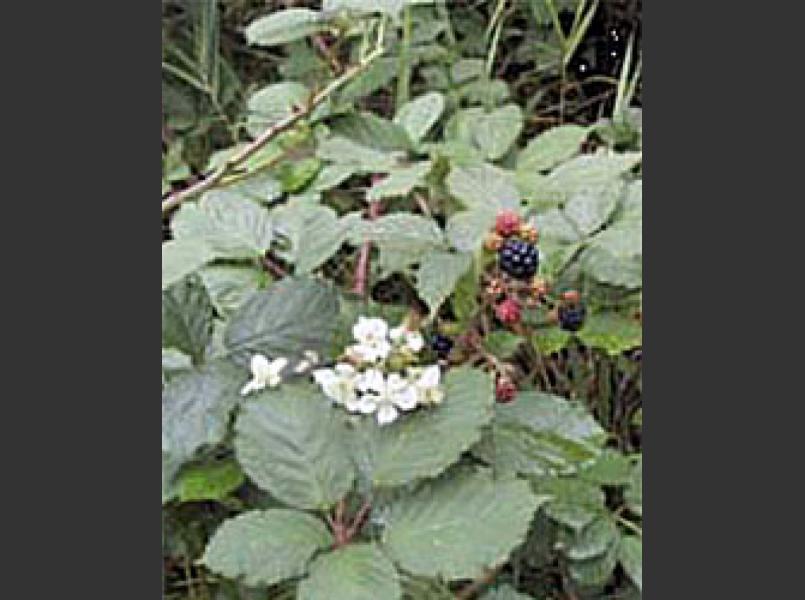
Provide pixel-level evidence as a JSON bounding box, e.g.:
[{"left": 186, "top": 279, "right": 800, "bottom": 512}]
[
  {"left": 268, "top": 356, "right": 289, "bottom": 375},
  {"left": 406, "top": 332, "right": 424, "bottom": 353},
  {"left": 240, "top": 379, "right": 262, "bottom": 396},
  {"left": 357, "top": 369, "right": 385, "bottom": 395},
  {"left": 418, "top": 364, "right": 441, "bottom": 388},
  {"left": 393, "top": 385, "right": 418, "bottom": 411},
  {"left": 335, "top": 363, "right": 356, "bottom": 377},
  {"left": 356, "top": 395, "right": 378, "bottom": 414},
  {"left": 376, "top": 403, "right": 399, "bottom": 425},
  {"left": 250, "top": 354, "right": 272, "bottom": 381},
  {"left": 313, "top": 368, "right": 337, "bottom": 386}
]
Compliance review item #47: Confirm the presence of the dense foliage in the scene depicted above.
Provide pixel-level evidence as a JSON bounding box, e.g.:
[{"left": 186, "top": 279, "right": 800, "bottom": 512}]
[{"left": 162, "top": 1, "right": 642, "bottom": 598}]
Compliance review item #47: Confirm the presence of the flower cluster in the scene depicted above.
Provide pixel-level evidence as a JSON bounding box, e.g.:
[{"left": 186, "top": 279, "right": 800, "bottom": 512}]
[
  {"left": 312, "top": 317, "right": 444, "bottom": 426},
  {"left": 240, "top": 350, "right": 320, "bottom": 396}
]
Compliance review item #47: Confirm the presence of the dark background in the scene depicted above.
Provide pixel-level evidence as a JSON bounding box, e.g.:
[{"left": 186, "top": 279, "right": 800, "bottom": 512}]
[{"left": 0, "top": 1, "right": 799, "bottom": 597}]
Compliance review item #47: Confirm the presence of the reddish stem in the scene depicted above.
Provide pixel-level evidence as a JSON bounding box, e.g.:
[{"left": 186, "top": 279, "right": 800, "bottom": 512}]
[
  {"left": 344, "top": 500, "right": 372, "bottom": 541},
  {"left": 352, "top": 201, "right": 382, "bottom": 296}
]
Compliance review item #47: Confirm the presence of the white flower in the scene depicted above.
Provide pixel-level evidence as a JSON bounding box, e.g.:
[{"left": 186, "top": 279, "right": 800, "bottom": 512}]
[
  {"left": 354, "top": 316, "right": 389, "bottom": 344},
  {"left": 356, "top": 370, "right": 418, "bottom": 425},
  {"left": 411, "top": 364, "right": 444, "bottom": 406},
  {"left": 240, "top": 354, "right": 288, "bottom": 396},
  {"left": 350, "top": 316, "right": 392, "bottom": 363},
  {"left": 356, "top": 368, "right": 385, "bottom": 395},
  {"left": 390, "top": 324, "right": 425, "bottom": 354},
  {"left": 313, "top": 363, "right": 359, "bottom": 409}
]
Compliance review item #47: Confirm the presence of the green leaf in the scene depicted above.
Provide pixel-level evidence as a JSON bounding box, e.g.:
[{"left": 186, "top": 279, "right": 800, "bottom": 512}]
[
  {"left": 224, "top": 171, "right": 284, "bottom": 205},
  {"left": 472, "top": 393, "right": 605, "bottom": 477},
  {"left": 338, "top": 57, "right": 398, "bottom": 104},
  {"left": 447, "top": 105, "right": 523, "bottom": 161},
  {"left": 317, "top": 136, "right": 403, "bottom": 173},
  {"left": 367, "top": 162, "right": 432, "bottom": 202},
  {"left": 245, "top": 9, "right": 326, "bottom": 47},
  {"left": 562, "top": 180, "right": 623, "bottom": 237},
  {"left": 349, "top": 212, "right": 447, "bottom": 277},
  {"left": 394, "top": 92, "right": 445, "bottom": 143},
  {"left": 310, "top": 164, "right": 356, "bottom": 192},
  {"left": 178, "top": 459, "right": 245, "bottom": 502},
  {"left": 224, "top": 277, "right": 340, "bottom": 365},
  {"left": 415, "top": 250, "right": 472, "bottom": 316},
  {"left": 533, "top": 477, "right": 605, "bottom": 531},
  {"left": 482, "top": 331, "right": 523, "bottom": 358},
  {"left": 517, "top": 125, "right": 589, "bottom": 173},
  {"left": 162, "top": 276, "right": 214, "bottom": 363},
  {"left": 171, "top": 192, "right": 274, "bottom": 260},
  {"left": 382, "top": 468, "right": 544, "bottom": 580},
  {"left": 452, "top": 255, "right": 481, "bottom": 326},
  {"left": 330, "top": 111, "right": 412, "bottom": 152},
  {"left": 446, "top": 163, "right": 519, "bottom": 211},
  {"left": 298, "top": 544, "right": 401, "bottom": 600},
  {"left": 561, "top": 516, "right": 619, "bottom": 561},
  {"left": 277, "top": 157, "right": 322, "bottom": 193},
  {"left": 198, "top": 265, "right": 265, "bottom": 318},
  {"left": 481, "top": 584, "right": 535, "bottom": 599},
  {"left": 162, "top": 348, "right": 192, "bottom": 383},
  {"left": 273, "top": 204, "right": 352, "bottom": 273},
  {"left": 162, "top": 361, "right": 243, "bottom": 468},
  {"left": 162, "top": 451, "right": 183, "bottom": 504},
  {"left": 202, "top": 509, "right": 333, "bottom": 587},
  {"left": 325, "top": 0, "right": 406, "bottom": 20},
  {"left": 533, "top": 209, "right": 583, "bottom": 245},
  {"left": 162, "top": 239, "right": 217, "bottom": 290},
  {"left": 578, "top": 449, "right": 634, "bottom": 486},
  {"left": 352, "top": 367, "right": 494, "bottom": 487},
  {"left": 618, "top": 535, "right": 642, "bottom": 591},
  {"left": 235, "top": 383, "right": 355, "bottom": 509},
  {"left": 531, "top": 328, "right": 572, "bottom": 355},
  {"left": 547, "top": 152, "right": 642, "bottom": 198},
  {"left": 624, "top": 456, "right": 642, "bottom": 517},
  {"left": 446, "top": 208, "right": 495, "bottom": 253},
  {"left": 580, "top": 247, "right": 642, "bottom": 290},
  {"left": 587, "top": 218, "right": 641, "bottom": 259},
  {"left": 577, "top": 312, "right": 642, "bottom": 356},
  {"left": 567, "top": 538, "right": 619, "bottom": 586},
  {"left": 354, "top": 214, "right": 447, "bottom": 263},
  {"left": 247, "top": 82, "right": 308, "bottom": 137}
]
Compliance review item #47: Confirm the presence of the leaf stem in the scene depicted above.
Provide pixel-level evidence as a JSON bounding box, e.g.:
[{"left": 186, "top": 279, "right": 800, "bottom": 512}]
[{"left": 161, "top": 46, "right": 384, "bottom": 215}]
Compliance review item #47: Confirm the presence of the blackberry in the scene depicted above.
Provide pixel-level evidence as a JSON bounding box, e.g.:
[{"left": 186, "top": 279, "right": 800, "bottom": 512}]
[
  {"left": 498, "top": 239, "right": 539, "bottom": 280},
  {"left": 431, "top": 334, "right": 453, "bottom": 358},
  {"left": 558, "top": 303, "right": 587, "bottom": 332}
]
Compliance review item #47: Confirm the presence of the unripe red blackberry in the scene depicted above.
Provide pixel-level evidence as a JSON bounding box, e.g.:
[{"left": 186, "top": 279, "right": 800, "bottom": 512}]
[
  {"left": 495, "top": 298, "right": 521, "bottom": 325},
  {"left": 495, "top": 210, "right": 522, "bottom": 237},
  {"left": 495, "top": 377, "right": 517, "bottom": 403}
]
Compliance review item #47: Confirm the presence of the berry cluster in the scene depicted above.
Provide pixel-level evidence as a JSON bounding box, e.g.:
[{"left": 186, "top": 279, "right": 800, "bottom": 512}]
[
  {"left": 484, "top": 210, "right": 541, "bottom": 281},
  {"left": 482, "top": 210, "right": 546, "bottom": 329}
]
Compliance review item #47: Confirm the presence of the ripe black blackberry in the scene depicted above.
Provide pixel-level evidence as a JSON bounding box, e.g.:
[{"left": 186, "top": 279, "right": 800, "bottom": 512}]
[
  {"left": 431, "top": 334, "right": 453, "bottom": 358},
  {"left": 498, "top": 239, "right": 539, "bottom": 280},
  {"left": 558, "top": 303, "right": 587, "bottom": 332}
]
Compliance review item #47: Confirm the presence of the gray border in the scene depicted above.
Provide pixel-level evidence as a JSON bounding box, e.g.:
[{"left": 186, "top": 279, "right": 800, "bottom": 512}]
[{"left": 644, "top": 0, "right": 803, "bottom": 597}]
